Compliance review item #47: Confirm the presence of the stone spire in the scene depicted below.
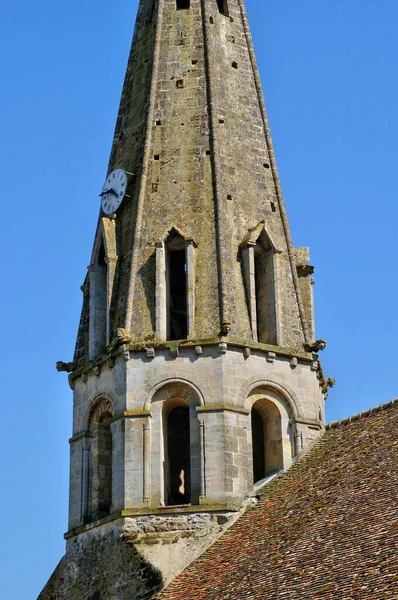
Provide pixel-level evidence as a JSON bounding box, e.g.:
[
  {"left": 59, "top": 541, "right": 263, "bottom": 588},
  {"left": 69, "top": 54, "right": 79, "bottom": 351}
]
[
  {"left": 41, "top": 2, "right": 329, "bottom": 599},
  {"left": 74, "top": 0, "right": 314, "bottom": 367}
]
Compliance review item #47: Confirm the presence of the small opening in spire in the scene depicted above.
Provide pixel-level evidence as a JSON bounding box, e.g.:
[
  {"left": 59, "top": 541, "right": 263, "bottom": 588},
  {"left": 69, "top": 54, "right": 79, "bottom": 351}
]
[
  {"left": 217, "top": 0, "right": 229, "bottom": 16},
  {"left": 166, "top": 233, "right": 188, "bottom": 341},
  {"left": 176, "top": 0, "right": 190, "bottom": 9},
  {"left": 89, "top": 240, "right": 108, "bottom": 359}
]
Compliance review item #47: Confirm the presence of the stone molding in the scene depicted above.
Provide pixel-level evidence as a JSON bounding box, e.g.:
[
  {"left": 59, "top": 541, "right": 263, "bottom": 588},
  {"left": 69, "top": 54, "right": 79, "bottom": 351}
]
[
  {"left": 196, "top": 405, "right": 250, "bottom": 416},
  {"left": 238, "top": 375, "right": 303, "bottom": 419},
  {"left": 141, "top": 375, "right": 209, "bottom": 410},
  {"left": 84, "top": 392, "right": 116, "bottom": 428}
]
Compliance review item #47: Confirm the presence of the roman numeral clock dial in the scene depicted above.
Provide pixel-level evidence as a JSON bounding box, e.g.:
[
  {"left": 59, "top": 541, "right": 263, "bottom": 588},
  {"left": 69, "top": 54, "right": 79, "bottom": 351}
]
[{"left": 99, "top": 168, "right": 128, "bottom": 215}]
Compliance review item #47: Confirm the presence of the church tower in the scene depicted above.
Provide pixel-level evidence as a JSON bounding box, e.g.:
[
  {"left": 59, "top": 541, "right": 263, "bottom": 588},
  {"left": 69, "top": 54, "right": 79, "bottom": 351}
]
[{"left": 41, "top": 1, "right": 330, "bottom": 598}]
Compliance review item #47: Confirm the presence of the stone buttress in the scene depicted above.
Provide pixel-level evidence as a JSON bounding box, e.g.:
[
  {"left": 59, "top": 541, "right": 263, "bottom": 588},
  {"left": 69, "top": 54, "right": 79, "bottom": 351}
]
[{"left": 40, "top": 1, "right": 331, "bottom": 598}]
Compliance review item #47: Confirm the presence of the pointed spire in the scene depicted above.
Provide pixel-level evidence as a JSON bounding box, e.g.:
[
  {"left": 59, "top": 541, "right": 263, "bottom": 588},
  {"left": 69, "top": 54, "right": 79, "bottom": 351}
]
[{"left": 74, "top": 0, "right": 311, "bottom": 365}]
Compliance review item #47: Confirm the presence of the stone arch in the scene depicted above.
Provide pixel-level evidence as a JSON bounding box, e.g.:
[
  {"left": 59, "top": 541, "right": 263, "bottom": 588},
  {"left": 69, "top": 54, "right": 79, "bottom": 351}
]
[
  {"left": 142, "top": 375, "right": 208, "bottom": 411},
  {"left": 246, "top": 386, "right": 295, "bottom": 486},
  {"left": 86, "top": 393, "right": 115, "bottom": 429},
  {"left": 238, "top": 374, "right": 303, "bottom": 419},
  {"left": 145, "top": 380, "right": 203, "bottom": 507}
]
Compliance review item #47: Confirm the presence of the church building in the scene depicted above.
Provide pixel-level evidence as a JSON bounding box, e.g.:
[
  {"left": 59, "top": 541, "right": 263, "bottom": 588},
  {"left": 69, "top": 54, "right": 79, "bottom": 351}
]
[{"left": 39, "top": 1, "right": 398, "bottom": 599}]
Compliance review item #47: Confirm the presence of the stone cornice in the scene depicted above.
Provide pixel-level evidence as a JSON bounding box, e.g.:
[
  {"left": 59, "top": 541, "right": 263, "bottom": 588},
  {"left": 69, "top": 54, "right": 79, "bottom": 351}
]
[
  {"left": 68, "top": 339, "right": 318, "bottom": 381},
  {"left": 64, "top": 504, "right": 239, "bottom": 539}
]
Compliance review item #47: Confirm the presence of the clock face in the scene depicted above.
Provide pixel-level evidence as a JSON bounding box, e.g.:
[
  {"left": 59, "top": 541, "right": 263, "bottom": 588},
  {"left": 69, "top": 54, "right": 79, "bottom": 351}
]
[{"left": 101, "top": 168, "right": 128, "bottom": 215}]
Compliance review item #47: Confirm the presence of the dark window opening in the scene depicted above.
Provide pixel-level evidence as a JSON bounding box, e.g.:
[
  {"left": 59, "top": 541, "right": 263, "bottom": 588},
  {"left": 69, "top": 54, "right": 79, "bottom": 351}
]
[
  {"left": 252, "top": 408, "right": 265, "bottom": 484},
  {"left": 167, "top": 406, "right": 191, "bottom": 505},
  {"left": 154, "top": 154, "right": 160, "bottom": 160},
  {"left": 168, "top": 246, "right": 188, "bottom": 340},
  {"left": 217, "top": 0, "right": 229, "bottom": 16},
  {"left": 90, "top": 412, "right": 113, "bottom": 521},
  {"left": 210, "top": 16, "right": 214, "bottom": 24},
  {"left": 176, "top": 0, "right": 190, "bottom": 9},
  {"left": 254, "top": 239, "right": 277, "bottom": 344},
  {"left": 92, "top": 241, "right": 108, "bottom": 356},
  {"left": 251, "top": 400, "right": 283, "bottom": 487},
  {"left": 232, "top": 61, "right": 238, "bottom": 69}
]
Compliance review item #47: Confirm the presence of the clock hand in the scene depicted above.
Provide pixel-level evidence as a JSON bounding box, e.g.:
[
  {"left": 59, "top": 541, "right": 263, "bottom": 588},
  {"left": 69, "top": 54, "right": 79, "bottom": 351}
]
[{"left": 99, "top": 188, "right": 117, "bottom": 197}]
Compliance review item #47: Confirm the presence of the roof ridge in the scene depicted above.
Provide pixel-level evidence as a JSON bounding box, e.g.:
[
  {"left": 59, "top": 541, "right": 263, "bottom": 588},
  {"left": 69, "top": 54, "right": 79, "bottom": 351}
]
[{"left": 326, "top": 398, "right": 398, "bottom": 430}]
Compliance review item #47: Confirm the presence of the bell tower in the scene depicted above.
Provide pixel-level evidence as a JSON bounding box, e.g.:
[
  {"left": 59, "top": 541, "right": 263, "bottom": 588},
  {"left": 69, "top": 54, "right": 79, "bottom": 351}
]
[{"left": 40, "top": 1, "right": 329, "bottom": 599}]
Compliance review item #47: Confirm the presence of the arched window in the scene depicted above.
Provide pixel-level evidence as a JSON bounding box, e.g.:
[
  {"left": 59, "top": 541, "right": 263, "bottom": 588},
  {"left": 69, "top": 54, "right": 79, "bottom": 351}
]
[
  {"left": 166, "top": 232, "right": 188, "bottom": 340},
  {"left": 89, "top": 240, "right": 108, "bottom": 359},
  {"left": 156, "top": 228, "right": 196, "bottom": 341},
  {"left": 241, "top": 222, "right": 278, "bottom": 344},
  {"left": 254, "top": 236, "right": 276, "bottom": 344},
  {"left": 176, "top": 0, "right": 190, "bottom": 9},
  {"left": 87, "top": 401, "right": 113, "bottom": 521},
  {"left": 166, "top": 403, "right": 191, "bottom": 505},
  {"left": 161, "top": 393, "right": 202, "bottom": 507},
  {"left": 217, "top": 0, "right": 229, "bottom": 16},
  {"left": 251, "top": 399, "right": 283, "bottom": 485}
]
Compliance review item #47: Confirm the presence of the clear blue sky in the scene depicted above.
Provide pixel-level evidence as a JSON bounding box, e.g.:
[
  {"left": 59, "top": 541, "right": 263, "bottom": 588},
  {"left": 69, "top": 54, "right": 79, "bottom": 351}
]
[{"left": 1, "top": 0, "right": 397, "bottom": 598}]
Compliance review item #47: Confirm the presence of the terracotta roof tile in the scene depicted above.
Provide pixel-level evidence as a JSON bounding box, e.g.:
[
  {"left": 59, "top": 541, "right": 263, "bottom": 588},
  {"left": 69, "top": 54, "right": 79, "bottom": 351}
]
[{"left": 154, "top": 401, "right": 398, "bottom": 599}]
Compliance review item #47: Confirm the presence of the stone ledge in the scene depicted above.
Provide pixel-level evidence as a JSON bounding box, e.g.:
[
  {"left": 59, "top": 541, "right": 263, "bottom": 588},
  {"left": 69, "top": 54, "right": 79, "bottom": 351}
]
[
  {"left": 69, "top": 339, "right": 317, "bottom": 382},
  {"left": 65, "top": 504, "right": 239, "bottom": 539},
  {"left": 196, "top": 404, "right": 250, "bottom": 415}
]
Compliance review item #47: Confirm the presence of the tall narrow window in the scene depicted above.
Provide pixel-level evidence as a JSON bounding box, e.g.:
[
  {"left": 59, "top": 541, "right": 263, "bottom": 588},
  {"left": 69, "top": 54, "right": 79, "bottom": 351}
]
[
  {"left": 89, "top": 403, "right": 113, "bottom": 521},
  {"left": 217, "top": 0, "right": 229, "bottom": 16},
  {"left": 254, "top": 242, "right": 276, "bottom": 344},
  {"left": 166, "top": 405, "right": 191, "bottom": 505},
  {"left": 176, "top": 0, "right": 190, "bottom": 9},
  {"left": 241, "top": 224, "right": 278, "bottom": 345},
  {"left": 251, "top": 400, "right": 283, "bottom": 485},
  {"left": 167, "top": 235, "right": 188, "bottom": 340},
  {"left": 251, "top": 408, "right": 265, "bottom": 484},
  {"left": 89, "top": 240, "right": 108, "bottom": 358}
]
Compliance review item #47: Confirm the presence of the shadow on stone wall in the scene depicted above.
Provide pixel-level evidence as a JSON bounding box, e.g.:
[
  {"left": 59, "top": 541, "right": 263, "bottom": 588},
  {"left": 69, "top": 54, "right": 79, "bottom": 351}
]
[{"left": 38, "top": 527, "right": 163, "bottom": 600}]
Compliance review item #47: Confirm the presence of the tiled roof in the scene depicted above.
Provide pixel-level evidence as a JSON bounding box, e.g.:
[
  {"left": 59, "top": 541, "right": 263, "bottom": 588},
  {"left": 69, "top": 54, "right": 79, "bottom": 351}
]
[{"left": 155, "top": 401, "right": 398, "bottom": 600}]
